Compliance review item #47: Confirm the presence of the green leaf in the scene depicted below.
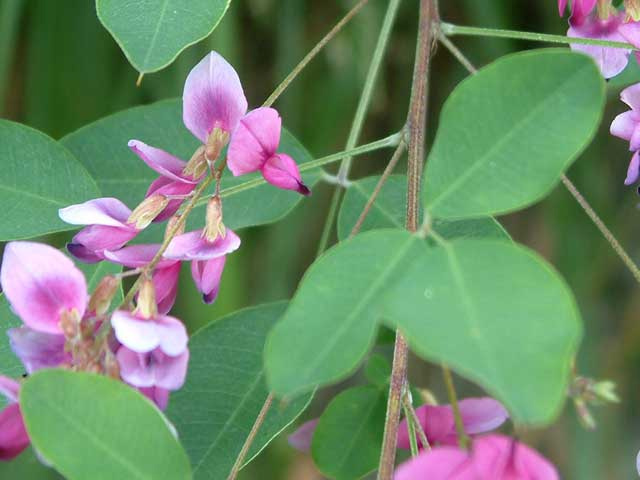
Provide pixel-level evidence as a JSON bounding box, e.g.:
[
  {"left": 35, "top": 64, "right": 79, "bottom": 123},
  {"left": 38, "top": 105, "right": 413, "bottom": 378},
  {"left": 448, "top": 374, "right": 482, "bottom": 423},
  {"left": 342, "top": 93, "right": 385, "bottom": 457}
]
[
  {"left": 168, "top": 303, "right": 312, "bottom": 479},
  {"left": 311, "top": 386, "right": 386, "bottom": 480},
  {"left": 0, "top": 120, "right": 100, "bottom": 240},
  {"left": 363, "top": 354, "right": 391, "bottom": 389},
  {"left": 96, "top": 0, "right": 231, "bottom": 73},
  {"left": 337, "top": 174, "right": 509, "bottom": 241},
  {"left": 61, "top": 99, "right": 320, "bottom": 241},
  {"left": 77, "top": 260, "right": 124, "bottom": 306},
  {"left": 383, "top": 239, "right": 582, "bottom": 424},
  {"left": 424, "top": 49, "right": 604, "bottom": 219},
  {"left": 21, "top": 370, "right": 192, "bottom": 480}
]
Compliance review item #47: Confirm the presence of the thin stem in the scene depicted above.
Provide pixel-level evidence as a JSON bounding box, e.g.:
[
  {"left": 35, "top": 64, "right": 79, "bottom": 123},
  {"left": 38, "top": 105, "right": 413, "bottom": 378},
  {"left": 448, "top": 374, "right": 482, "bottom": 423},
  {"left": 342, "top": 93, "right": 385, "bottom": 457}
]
[
  {"left": 378, "top": 1, "right": 436, "bottom": 478},
  {"left": 263, "top": 0, "right": 370, "bottom": 108},
  {"left": 402, "top": 402, "right": 419, "bottom": 457},
  {"left": 401, "top": 388, "right": 430, "bottom": 451},
  {"left": 441, "top": 22, "right": 636, "bottom": 50},
  {"left": 227, "top": 394, "right": 274, "bottom": 480},
  {"left": 316, "top": 188, "right": 344, "bottom": 256},
  {"left": 349, "top": 140, "right": 406, "bottom": 238},
  {"left": 561, "top": 175, "right": 640, "bottom": 284},
  {"left": 437, "top": 30, "right": 477, "bottom": 74},
  {"left": 442, "top": 365, "right": 470, "bottom": 449}
]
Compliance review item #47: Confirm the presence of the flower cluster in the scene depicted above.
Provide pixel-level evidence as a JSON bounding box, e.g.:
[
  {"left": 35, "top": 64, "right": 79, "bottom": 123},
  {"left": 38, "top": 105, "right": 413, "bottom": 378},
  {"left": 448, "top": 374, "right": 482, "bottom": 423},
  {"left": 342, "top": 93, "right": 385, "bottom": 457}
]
[{"left": 0, "top": 51, "right": 309, "bottom": 460}]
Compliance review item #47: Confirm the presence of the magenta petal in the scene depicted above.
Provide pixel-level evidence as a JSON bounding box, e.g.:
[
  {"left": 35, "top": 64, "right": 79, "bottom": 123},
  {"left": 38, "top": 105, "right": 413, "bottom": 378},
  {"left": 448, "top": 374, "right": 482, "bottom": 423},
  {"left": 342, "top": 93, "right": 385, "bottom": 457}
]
[
  {"left": 458, "top": 397, "right": 508, "bottom": 435},
  {"left": 69, "top": 225, "right": 139, "bottom": 263},
  {"left": 0, "top": 403, "right": 29, "bottom": 461},
  {"left": 619, "top": 21, "right": 640, "bottom": 50},
  {"left": 395, "top": 447, "right": 474, "bottom": 480},
  {"left": 261, "top": 154, "right": 310, "bottom": 195},
  {"left": 128, "top": 140, "right": 193, "bottom": 184},
  {"left": 164, "top": 229, "right": 241, "bottom": 261},
  {"left": 58, "top": 197, "right": 131, "bottom": 227},
  {"left": 0, "top": 376, "right": 19, "bottom": 403},
  {"left": 183, "top": 51, "right": 248, "bottom": 142},
  {"left": 104, "top": 244, "right": 176, "bottom": 269},
  {"left": 625, "top": 151, "right": 640, "bottom": 185},
  {"left": 398, "top": 404, "right": 455, "bottom": 449},
  {"left": 610, "top": 111, "right": 638, "bottom": 142},
  {"left": 227, "top": 108, "right": 281, "bottom": 176},
  {"left": 288, "top": 419, "right": 318, "bottom": 453},
  {"left": 8, "top": 328, "right": 68, "bottom": 374},
  {"left": 154, "top": 263, "right": 181, "bottom": 315},
  {"left": 191, "top": 257, "right": 226, "bottom": 304},
  {"left": 558, "top": 0, "right": 567, "bottom": 16},
  {"left": 154, "top": 349, "right": 189, "bottom": 390},
  {"left": 138, "top": 386, "right": 170, "bottom": 411},
  {"left": 1, "top": 242, "right": 87, "bottom": 334}
]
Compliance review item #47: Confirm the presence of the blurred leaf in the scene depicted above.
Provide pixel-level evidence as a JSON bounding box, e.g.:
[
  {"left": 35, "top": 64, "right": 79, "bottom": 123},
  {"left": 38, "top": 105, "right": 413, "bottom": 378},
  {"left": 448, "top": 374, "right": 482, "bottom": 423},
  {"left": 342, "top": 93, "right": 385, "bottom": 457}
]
[
  {"left": 383, "top": 239, "right": 582, "bottom": 424},
  {"left": 96, "top": 0, "right": 231, "bottom": 73},
  {"left": 167, "top": 303, "right": 312, "bottom": 480},
  {"left": 0, "top": 0, "right": 23, "bottom": 113},
  {"left": 0, "top": 120, "right": 99, "bottom": 241},
  {"left": 424, "top": 50, "right": 604, "bottom": 219},
  {"left": 363, "top": 353, "right": 391, "bottom": 389},
  {"left": 337, "top": 174, "right": 509, "bottom": 240},
  {"left": 60, "top": 99, "right": 321, "bottom": 241},
  {"left": 311, "top": 386, "right": 386, "bottom": 480},
  {"left": 21, "top": 370, "right": 191, "bottom": 480},
  {"left": 0, "top": 447, "right": 63, "bottom": 479}
]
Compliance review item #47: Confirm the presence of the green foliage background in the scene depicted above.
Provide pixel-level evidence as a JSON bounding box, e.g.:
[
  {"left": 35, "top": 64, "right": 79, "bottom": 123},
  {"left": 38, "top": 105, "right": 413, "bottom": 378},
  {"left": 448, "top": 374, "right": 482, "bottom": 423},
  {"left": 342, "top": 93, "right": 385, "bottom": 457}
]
[{"left": 0, "top": 0, "right": 638, "bottom": 478}]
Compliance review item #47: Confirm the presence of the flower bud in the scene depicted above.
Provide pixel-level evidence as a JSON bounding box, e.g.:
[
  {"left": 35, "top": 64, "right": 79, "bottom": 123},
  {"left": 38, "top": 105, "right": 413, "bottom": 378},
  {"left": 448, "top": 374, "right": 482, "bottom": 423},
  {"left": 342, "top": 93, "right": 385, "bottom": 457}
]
[
  {"left": 59, "top": 308, "right": 81, "bottom": 339},
  {"left": 591, "top": 380, "right": 619, "bottom": 404},
  {"left": 165, "top": 214, "right": 186, "bottom": 240},
  {"left": 205, "top": 127, "right": 230, "bottom": 164},
  {"left": 202, "top": 195, "right": 226, "bottom": 242},
  {"left": 626, "top": 0, "right": 640, "bottom": 20},
  {"left": 183, "top": 145, "right": 208, "bottom": 180},
  {"left": 88, "top": 276, "right": 119, "bottom": 316},
  {"left": 128, "top": 194, "right": 169, "bottom": 229},
  {"left": 136, "top": 276, "right": 158, "bottom": 319}
]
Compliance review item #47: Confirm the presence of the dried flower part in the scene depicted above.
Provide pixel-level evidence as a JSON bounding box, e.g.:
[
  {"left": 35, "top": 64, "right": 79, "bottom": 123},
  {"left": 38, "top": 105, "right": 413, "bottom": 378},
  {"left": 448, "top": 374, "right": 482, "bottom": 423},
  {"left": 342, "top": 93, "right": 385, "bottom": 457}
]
[
  {"left": 203, "top": 195, "right": 226, "bottom": 242},
  {"left": 182, "top": 145, "right": 208, "bottom": 180},
  {"left": 104, "top": 350, "right": 121, "bottom": 379},
  {"left": 88, "top": 276, "right": 119, "bottom": 316},
  {"left": 626, "top": 0, "right": 640, "bottom": 20},
  {"left": 136, "top": 277, "right": 158, "bottom": 319},
  {"left": 205, "top": 127, "right": 230, "bottom": 164},
  {"left": 128, "top": 194, "right": 170, "bottom": 230},
  {"left": 165, "top": 214, "right": 186, "bottom": 239},
  {"left": 59, "top": 308, "right": 82, "bottom": 340}
]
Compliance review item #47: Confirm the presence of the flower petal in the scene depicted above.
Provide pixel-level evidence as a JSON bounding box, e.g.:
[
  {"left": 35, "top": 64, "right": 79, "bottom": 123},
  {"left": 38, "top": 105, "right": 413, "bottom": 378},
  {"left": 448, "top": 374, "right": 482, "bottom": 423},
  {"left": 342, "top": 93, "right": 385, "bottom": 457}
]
[
  {"left": 626, "top": 151, "right": 640, "bottom": 186},
  {"left": 8, "top": 328, "right": 68, "bottom": 374},
  {"left": 458, "top": 397, "right": 509, "bottom": 435},
  {"left": 104, "top": 244, "right": 176, "bottom": 269},
  {"left": 261, "top": 154, "right": 310, "bottom": 195},
  {"left": 1, "top": 242, "right": 87, "bottom": 334},
  {"left": 0, "top": 403, "right": 29, "bottom": 461},
  {"left": 154, "top": 263, "right": 182, "bottom": 315},
  {"left": 288, "top": 419, "right": 318, "bottom": 453},
  {"left": 155, "top": 315, "right": 188, "bottom": 356},
  {"left": 164, "top": 229, "right": 241, "bottom": 261},
  {"left": 398, "top": 404, "right": 455, "bottom": 449},
  {"left": 395, "top": 447, "right": 474, "bottom": 480},
  {"left": 183, "top": 51, "right": 248, "bottom": 142},
  {"left": 128, "top": 140, "right": 194, "bottom": 184},
  {"left": 154, "top": 349, "right": 189, "bottom": 390},
  {"left": 138, "top": 386, "right": 170, "bottom": 411},
  {"left": 610, "top": 111, "right": 639, "bottom": 142},
  {"left": 58, "top": 198, "right": 132, "bottom": 227},
  {"left": 145, "top": 179, "right": 197, "bottom": 222},
  {"left": 112, "top": 310, "right": 162, "bottom": 353},
  {"left": 191, "top": 257, "right": 226, "bottom": 304},
  {"left": 117, "top": 347, "right": 155, "bottom": 388},
  {"left": 69, "top": 225, "right": 139, "bottom": 263},
  {"left": 0, "top": 376, "right": 20, "bottom": 403},
  {"left": 227, "top": 107, "right": 281, "bottom": 176}
]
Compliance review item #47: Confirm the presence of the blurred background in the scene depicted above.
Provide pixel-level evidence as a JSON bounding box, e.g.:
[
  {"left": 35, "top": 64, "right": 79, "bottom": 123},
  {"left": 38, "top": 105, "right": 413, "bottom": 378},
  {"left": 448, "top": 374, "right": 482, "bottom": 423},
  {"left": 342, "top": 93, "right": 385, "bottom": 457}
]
[{"left": 0, "top": 0, "right": 638, "bottom": 478}]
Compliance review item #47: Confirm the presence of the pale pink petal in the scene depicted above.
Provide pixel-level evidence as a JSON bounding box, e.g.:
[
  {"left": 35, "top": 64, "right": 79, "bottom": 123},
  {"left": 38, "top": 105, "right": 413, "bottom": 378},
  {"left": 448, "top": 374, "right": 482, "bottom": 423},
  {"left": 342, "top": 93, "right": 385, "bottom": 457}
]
[
  {"left": 154, "top": 263, "right": 182, "bottom": 315},
  {"left": 626, "top": 151, "right": 640, "bottom": 185},
  {"left": 619, "top": 21, "right": 640, "bottom": 53},
  {"left": 58, "top": 197, "right": 131, "bottom": 227},
  {"left": 1, "top": 242, "right": 87, "bottom": 334},
  {"left": 112, "top": 311, "right": 163, "bottom": 353},
  {"left": 398, "top": 404, "right": 455, "bottom": 449},
  {"left": 183, "top": 51, "right": 248, "bottom": 142},
  {"left": 117, "top": 347, "right": 155, "bottom": 387},
  {"left": 155, "top": 315, "right": 188, "bottom": 357},
  {"left": 164, "top": 229, "right": 241, "bottom": 261},
  {"left": 288, "top": 419, "right": 318, "bottom": 453},
  {"left": 394, "top": 447, "right": 474, "bottom": 480},
  {"left": 0, "top": 376, "right": 19, "bottom": 403},
  {"left": 610, "top": 111, "right": 639, "bottom": 142},
  {"left": 261, "top": 154, "right": 310, "bottom": 195},
  {"left": 0, "top": 403, "right": 29, "bottom": 461},
  {"left": 154, "top": 349, "right": 189, "bottom": 390},
  {"left": 8, "top": 328, "right": 69, "bottom": 374},
  {"left": 128, "top": 140, "right": 194, "bottom": 184},
  {"left": 631, "top": 126, "right": 640, "bottom": 152},
  {"left": 191, "top": 257, "right": 226, "bottom": 304},
  {"left": 458, "top": 397, "right": 509, "bottom": 435},
  {"left": 69, "top": 225, "right": 139, "bottom": 263},
  {"left": 569, "top": 0, "right": 597, "bottom": 25},
  {"left": 621, "top": 79, "right": 640, "bottom": 111},
  {"left": 104, "top": 244, "right": 176, "bottom": 269},
  {"left": 227, "top": 107, "right": 281, "bottom": 176}
]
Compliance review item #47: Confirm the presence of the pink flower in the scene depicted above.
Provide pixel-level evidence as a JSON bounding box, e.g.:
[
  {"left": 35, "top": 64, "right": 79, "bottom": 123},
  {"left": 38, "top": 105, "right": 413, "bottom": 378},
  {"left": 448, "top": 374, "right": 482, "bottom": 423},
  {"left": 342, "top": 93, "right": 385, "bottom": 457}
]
[
  {"left": 8, "top": 327, "right": 69, "bottom": 373},
  {"left": 610, "top": 83, "right": 640, "bottom": 185},
  {"left": 138, "top": 386, "right": 171, "bottom": 411},
  {"left": 59, "top": 198, "right": 139, "bottom": 263},
  {"left": 288, "top": 419, "right": 319, "bottom": 453},
  {"left": 394, "top": 434, "right": 559, "bottom": 480},
  {"left": 397, "top": 397, "right": 508, "bottom": 450},
  {"left": 567, "top": 11, "right": 630, "bottom": 79},
  {"left": 111, "top": 310, "right": 188, "bottom": 356},
  {"left": 618, "top": 20, "right": 640, "bottom": 64},
  {"left": 164, "top": 229, "right": 241, "bottom": 303},
  {"left": 558, "top": 0, "right": 597, "bottom": 24},
  {"left": 0, "top": 376, "right": 29, "bottom": 461},
  {"left": 1, "top": 242, "right": 87, "bottom": 335},
  {"left": 104, "top": 245, "right": 181, "bottom": 314},
  {"left": 227, "top": 107, "right": 311, "bottom": 195}
]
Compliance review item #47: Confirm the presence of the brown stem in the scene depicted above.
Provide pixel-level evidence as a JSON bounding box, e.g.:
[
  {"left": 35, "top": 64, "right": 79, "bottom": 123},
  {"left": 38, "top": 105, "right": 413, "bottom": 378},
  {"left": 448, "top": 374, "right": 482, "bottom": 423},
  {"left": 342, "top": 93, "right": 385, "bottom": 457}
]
[{"left": 378, "top": 5, "right": 436, "bottom": 477}]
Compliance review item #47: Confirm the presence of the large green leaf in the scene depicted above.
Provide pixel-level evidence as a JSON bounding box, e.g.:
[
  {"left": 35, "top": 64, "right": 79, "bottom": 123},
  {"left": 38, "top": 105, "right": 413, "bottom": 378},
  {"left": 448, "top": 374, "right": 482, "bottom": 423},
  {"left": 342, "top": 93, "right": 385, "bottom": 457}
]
[
  {"left": 265, "top": 230, "right": 581, "bottom": 424},
  {"left": 338, "top": 175, "right": 509, "bottom": 241},
  {"left": 424, "top": 49, "right": 604, "bottom": 219},
  {"left": 0, "top": 120, "right": 100, "bottom": 240},
  {"left": 168, "top": 303, "right": 312, "bottom": 479},
  {"left": 96, "top": 0, "right": 231, "bottom": 73},
  {"left": 21, "top": 370, "right": 192, "bottom": 480},
  {"left": 61, "top": 99, "right": 320, "bottom": 241},
  {"left": 311, "top": 386, "right": 386, "bottom": 480}
]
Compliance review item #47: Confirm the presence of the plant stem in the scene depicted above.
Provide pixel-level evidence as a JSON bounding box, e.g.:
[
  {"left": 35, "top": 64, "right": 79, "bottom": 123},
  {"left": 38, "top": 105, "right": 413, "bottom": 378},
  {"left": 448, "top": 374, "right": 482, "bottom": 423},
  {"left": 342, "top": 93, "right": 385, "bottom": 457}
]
[
  {"left": 401, "top": 388, "right": 430, "bottom": 451},
  {"left": 227, "top": 393, "right": 274, "bottom": 480},
  {"left": 378, "top": 1, "right": 435, "bottom": 478},
  {"left": 349, "top": 140, "right": 406, "bottom": 238},
  {"left": 316, "top": 188, "right": 343, "bottom": 256},
  {"left": 437, "top": 30, "right": 478, "bottom": 74},
  {"left": 442, "top": 365, "right": 470, "bottom": 449},
  {"left": 440, "top": 22, "right": 635, "bottom": 50},
  {"left": 263, "top": 0, "right": 370, "bottom": 108},
  {"left": 402, "top": 402, "right": 419, "bottom": 457}
]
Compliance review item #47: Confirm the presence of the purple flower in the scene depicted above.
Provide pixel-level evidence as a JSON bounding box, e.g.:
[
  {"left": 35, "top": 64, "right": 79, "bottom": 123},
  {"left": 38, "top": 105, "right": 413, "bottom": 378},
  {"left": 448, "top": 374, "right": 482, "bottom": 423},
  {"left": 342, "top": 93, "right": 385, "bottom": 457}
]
[
  {"left": 610, "top": 83, "right": 640, "bottom": 185},
  {"left": 558, "top": 0, "right": 597, "bottom": 24},
  {"left": 394, "top": 434, "right": 559, "bottom": 480},
  {"left": 59, "top": 198, "right": 139, "bottom": 263},
  {"left": 8, "top": 328, "right": 69, "bottom": 374},
  {"left": 288, "top": 419, "right": 319, "bottom": 453},
  {"left": 0, "top": 376, "right": 29, "bottom": 461},
  {"left": 228, "top": 107, "right": 311, "bottom": 195},
  {"left": 111, "top": 310, "right": 188, "bottom": 356}
]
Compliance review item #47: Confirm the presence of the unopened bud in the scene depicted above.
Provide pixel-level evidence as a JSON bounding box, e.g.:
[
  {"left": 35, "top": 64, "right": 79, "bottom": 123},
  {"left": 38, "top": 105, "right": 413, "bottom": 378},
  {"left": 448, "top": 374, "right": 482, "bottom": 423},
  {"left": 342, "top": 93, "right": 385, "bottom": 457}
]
[
  {"left": 59, "top": 308, "right": 81, "bottom": 339},
  {"left": 128, "top": 194, "right": 169, "bottom": 229},
  {"left": 626, "top": 0, "right": 640, "bottom": 20},
  {"left": 202, "top": 195, "right": 226, "bottom": 242},
  {"left": 417, "top": 388, "right": 438, "bottom": 406},
  {"left": 165, "top": 214, "right": 186, "bottom": 240},
  {"left": 205, "top": 127, "right": 230, "bottom": 164},
  {"left": 573, "top": 398, "right": 596, "bottom": 430},
  {"left": 88, "top": 276, "right": 119, "bottom": 315},
  {"left": 183, "top": 145, "right": 208, "bottom": 180},
  {"left": 591, "top": 380, "right": 619, "bottom": 404},
  {"left": 136, "top": 277, "right": 158, "bottom": 319}
]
